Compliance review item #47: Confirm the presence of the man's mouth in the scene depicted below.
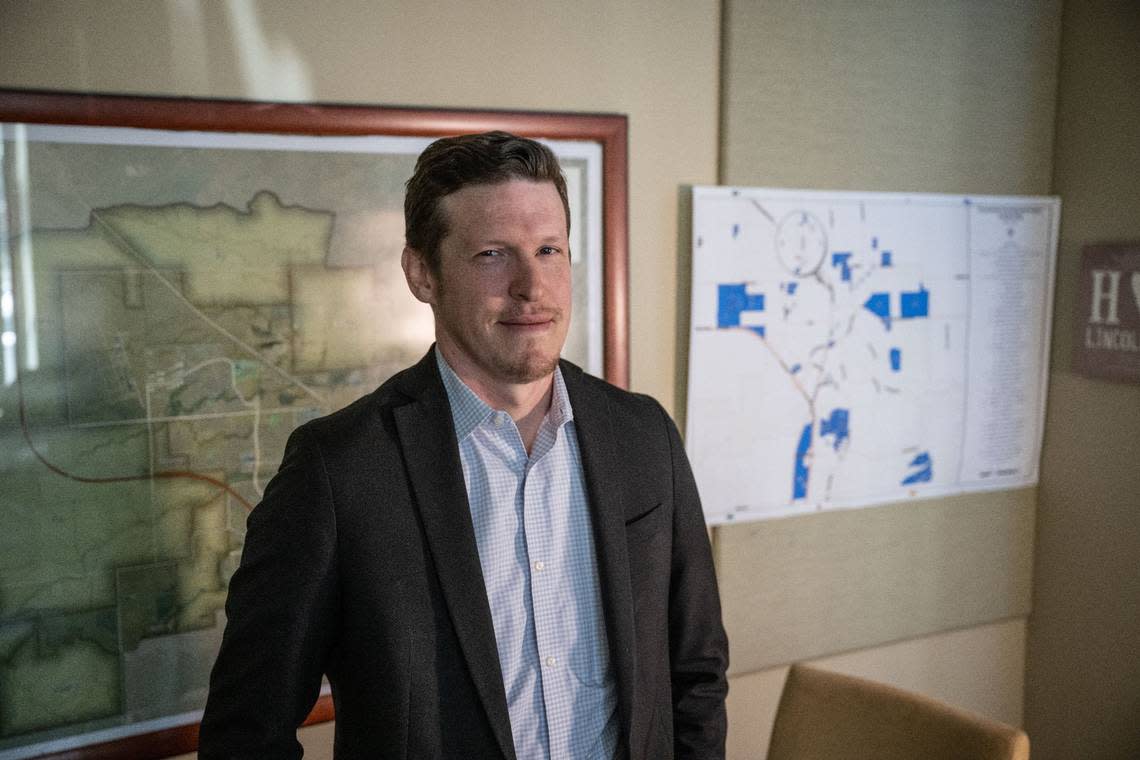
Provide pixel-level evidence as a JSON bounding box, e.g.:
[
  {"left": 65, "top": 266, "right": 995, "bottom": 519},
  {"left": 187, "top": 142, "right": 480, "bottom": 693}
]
[{"left": 499, "top": 311, "right": 558, "bottom": 329}]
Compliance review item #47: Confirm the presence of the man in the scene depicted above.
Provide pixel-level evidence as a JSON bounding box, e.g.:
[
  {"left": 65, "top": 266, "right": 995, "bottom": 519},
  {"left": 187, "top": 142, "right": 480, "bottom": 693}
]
[{"left": 200, "top": 132, "right": 728, "bottom": 759}]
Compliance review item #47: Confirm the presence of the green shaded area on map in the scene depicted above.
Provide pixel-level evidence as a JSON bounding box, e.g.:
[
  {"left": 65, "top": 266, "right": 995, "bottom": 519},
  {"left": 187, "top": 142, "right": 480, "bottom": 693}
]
[{"left": 0, "top": 188, "right": 425, "bottom": 748}]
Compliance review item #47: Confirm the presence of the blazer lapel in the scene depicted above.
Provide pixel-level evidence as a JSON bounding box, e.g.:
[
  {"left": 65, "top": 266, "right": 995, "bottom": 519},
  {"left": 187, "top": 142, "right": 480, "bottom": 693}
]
[
  {"left": 561, "top": 362, "right": 638, "bottom": 756},
  {"left": 392, "top": 352, "right": 516, "bottom": 760}
]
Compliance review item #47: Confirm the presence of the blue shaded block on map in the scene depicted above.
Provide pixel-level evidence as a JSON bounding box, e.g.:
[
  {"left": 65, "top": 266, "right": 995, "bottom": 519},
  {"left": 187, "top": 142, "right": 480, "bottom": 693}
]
[
  {"left": 790, "top": 363, "right": 802, "bottom": 374},
  {"left": 792, "top": 423, "right": 812, "bottom": 500},
  {"left": 872, "top": 236, "right": 879, "bottom": 249},
  {"left": 748, "top": 326, "right": 766, "bottom": 338},
  {"left": 890, "top": 348, "right": 902, "bottom": 372},
  {"left": 717, "top": 283, "right": 765, "bottom": 328},
  {"left": 902, "top": 451, "right": 933, "bottom": 485},
  {"left": 881, "top": 250, "right": 892, "bottom": 267},
  {"left": 819, "top": 408, "right": 850, "bottom": 451},
  {"left": 900, "top": 285, "right": 929, "bottom": 318},
  {"left": 863, "top": 292, "right": 891, "bottom": 329},
  {"left": 831, "top": 252, "right": 853, "bottom": 282},
  {"left": 732, "top": 223, "right": 740, "bottom": 238}
]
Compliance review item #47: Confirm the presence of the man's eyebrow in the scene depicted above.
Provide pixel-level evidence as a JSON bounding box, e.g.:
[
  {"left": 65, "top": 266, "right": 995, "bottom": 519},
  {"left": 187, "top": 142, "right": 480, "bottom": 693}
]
[
  {"left": 474, "top": 236, "right": 566, "bottom": 249},
  {"left": 474, "top": 238, "right": 515, "bottom": 249}
]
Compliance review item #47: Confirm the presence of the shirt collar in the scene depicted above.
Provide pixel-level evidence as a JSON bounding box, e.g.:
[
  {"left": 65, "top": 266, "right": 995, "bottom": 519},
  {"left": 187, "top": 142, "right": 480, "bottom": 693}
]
[{"left": 435, "top": 346, "right": 574, "bottom": 442}]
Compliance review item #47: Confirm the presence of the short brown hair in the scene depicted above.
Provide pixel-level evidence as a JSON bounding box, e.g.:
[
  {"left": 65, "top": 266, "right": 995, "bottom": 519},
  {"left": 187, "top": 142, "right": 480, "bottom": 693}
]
[{"left": 404, "top": 131, "right": 570, "bottom": 271}]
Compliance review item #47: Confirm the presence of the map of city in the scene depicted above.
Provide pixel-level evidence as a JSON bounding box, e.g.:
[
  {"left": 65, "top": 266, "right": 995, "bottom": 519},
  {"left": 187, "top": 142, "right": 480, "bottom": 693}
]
[
  {"left": 0, "top": 126, "right": 598, "bottom": 757},
  {"left": 686, "top": 187, "right": 1058, "bottom": 524}
]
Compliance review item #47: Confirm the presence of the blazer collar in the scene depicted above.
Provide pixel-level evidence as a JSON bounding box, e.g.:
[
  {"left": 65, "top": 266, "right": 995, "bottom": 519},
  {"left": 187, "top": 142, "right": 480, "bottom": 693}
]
[
  {"left": 559, "top": 360, "right": 638, "bottom": 757},
  {"left": 392, "top": 348, "right": 516, "bottom": 760}
]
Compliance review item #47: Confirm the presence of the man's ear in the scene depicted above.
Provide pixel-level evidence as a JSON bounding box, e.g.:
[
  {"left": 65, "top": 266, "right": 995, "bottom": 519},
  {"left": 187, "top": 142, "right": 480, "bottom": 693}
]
[{"left": 402, "top": 246, "right": 437, "bottom": 305}]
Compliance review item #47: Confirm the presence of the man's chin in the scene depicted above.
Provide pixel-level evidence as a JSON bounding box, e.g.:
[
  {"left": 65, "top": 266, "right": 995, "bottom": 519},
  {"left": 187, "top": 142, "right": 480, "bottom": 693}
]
[{"left": 493, "top": 351, "right": 561, "bottom": 385}]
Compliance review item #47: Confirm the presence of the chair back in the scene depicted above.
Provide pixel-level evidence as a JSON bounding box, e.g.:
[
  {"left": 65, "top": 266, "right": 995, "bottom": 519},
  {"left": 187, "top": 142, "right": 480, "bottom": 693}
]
[{"left": 767, "top": 664, "right": 1030, "bottom": 760}]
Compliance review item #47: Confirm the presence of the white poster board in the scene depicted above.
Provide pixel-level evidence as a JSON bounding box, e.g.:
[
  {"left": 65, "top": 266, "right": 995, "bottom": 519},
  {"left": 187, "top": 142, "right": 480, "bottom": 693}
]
[{"left": 686, "top": 187, "right": 1059, "bottom": 525}]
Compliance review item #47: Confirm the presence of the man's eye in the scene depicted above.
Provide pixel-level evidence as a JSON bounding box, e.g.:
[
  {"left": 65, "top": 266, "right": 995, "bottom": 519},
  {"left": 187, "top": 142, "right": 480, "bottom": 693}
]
[
  {"left": 538, "top": 246, "right": 560, "bottom": 256},
  {"left": 477, "top": 249, "right": 501, "bottom": 257}
]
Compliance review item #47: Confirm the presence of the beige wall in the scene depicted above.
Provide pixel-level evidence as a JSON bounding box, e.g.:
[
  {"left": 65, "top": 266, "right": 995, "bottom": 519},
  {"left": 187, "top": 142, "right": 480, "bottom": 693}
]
[
  {"left": 719, "top": 0, "right": 1060, "bottom": 196},
  {"left": 1024, "top": 3, "right": 1140, "bottom": 759},
  {"left": 717, "top": 2, "right": 1061, "bottom": 757}
]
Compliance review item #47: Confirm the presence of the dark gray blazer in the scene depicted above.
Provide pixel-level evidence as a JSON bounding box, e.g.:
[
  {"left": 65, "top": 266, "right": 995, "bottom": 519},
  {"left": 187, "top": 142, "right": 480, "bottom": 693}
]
[{"left": 199, "top": 349, "right": 728, "bottom": 759}]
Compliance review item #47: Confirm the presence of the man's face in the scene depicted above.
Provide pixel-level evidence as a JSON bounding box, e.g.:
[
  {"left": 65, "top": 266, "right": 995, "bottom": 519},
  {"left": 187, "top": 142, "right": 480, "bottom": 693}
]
[{"left": 404, "top": 179, "right": 571, "bottom": 389}]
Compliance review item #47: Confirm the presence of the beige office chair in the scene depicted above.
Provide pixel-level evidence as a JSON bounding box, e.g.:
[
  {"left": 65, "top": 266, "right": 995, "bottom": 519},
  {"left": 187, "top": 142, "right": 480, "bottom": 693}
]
[{"left": 767, "top": 664, "right": 1030, "bottom": 760}]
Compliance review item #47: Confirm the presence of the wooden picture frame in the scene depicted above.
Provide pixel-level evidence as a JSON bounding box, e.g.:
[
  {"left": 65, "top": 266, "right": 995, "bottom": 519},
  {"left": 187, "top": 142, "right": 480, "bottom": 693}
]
[{"left": 0, "top": 89, "right": 627, "bottom": 760}]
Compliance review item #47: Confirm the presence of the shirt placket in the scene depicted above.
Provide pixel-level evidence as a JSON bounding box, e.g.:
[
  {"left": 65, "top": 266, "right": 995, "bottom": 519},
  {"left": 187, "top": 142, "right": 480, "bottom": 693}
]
[
  {"left": 481, "top": 412, "right": 550, "bottom": 756},
  {"left": 522, "top": 421, "right": 567, "bottom": 757}
]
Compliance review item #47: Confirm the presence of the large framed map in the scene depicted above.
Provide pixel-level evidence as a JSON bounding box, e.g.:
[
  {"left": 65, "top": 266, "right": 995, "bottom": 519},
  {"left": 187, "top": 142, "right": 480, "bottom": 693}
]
[
  {"left": 0, "top": 91, "right": 628, "bottom": 760},
  {"left": 687, "top": 186, "right": 1058, "bottom": 525}
]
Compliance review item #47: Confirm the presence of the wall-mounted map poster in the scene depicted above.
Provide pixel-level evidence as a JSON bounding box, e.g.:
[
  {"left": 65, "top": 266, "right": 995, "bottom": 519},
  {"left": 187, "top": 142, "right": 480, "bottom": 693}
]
[
  {"left": 0, "top": 92, "right": 627, "bottom": 760},
  {"left": 687, "top": 187, "right": 1059, "bottom": 525}
]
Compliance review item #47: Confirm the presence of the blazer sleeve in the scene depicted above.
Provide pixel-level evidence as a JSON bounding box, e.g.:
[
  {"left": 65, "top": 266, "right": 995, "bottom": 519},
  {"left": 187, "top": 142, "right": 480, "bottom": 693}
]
[
  {"left": 199, "top": 426, "right": 340, "bottom": 760},
  {"left": 661, "top": 404, "right": 730, "bottom": 759}
]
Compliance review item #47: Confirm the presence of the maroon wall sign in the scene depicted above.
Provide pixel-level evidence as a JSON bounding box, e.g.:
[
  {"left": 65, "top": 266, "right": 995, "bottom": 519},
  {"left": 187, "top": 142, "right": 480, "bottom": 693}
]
[{"left": 1073, "top": 244, "right": 1140, "bottom": 382}]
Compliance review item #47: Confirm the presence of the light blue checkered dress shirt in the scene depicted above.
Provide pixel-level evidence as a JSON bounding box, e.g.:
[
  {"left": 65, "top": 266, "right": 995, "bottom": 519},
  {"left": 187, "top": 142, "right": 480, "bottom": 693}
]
[{"left": 437, "top": 351, "right": 619, "bottom": 760}]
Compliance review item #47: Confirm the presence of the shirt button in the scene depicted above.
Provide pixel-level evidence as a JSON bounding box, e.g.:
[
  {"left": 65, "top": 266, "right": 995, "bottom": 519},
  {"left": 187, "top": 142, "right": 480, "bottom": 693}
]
[
  {"left": 493, "top": 413, "right": 505, "bottom": 428},
  {"left": 534, "top": 560, "right": 545, "bottom": 572},
  {"left": 545, "top": 656, "right": 557, "bottom": 667}
]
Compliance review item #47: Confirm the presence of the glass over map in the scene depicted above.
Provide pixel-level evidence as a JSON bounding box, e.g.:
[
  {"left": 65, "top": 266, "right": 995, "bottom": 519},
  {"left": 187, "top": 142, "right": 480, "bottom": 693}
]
[
  {"left": 686, "top": 187, "right": 1059, "bottom": 525},
  {"left": 0, "top": 124, "right": 601, "bottom": 757}
]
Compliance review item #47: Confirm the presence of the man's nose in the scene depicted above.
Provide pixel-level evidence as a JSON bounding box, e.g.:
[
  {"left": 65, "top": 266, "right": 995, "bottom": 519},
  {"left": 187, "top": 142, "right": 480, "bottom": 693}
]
[{"left": 509, "top": 256, "right": 544, "bottom": 301}]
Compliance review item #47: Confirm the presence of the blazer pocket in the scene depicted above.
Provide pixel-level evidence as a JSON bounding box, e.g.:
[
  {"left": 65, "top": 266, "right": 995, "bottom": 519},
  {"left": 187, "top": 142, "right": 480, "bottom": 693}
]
[
  {"left": 625, "top": 503, "right": 672, "bottom": 618},
  {"left": 624, "top": 501, "right": 664, "bottom": 527},
  {"left": 624, "top": 502, "right": 673, "bottom": 550}
]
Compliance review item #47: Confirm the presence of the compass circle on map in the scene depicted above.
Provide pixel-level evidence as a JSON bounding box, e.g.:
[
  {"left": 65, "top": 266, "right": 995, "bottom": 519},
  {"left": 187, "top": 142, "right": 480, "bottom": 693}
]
[{"left": 775, "top": 211, "right": 828, "bottom": 277}]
